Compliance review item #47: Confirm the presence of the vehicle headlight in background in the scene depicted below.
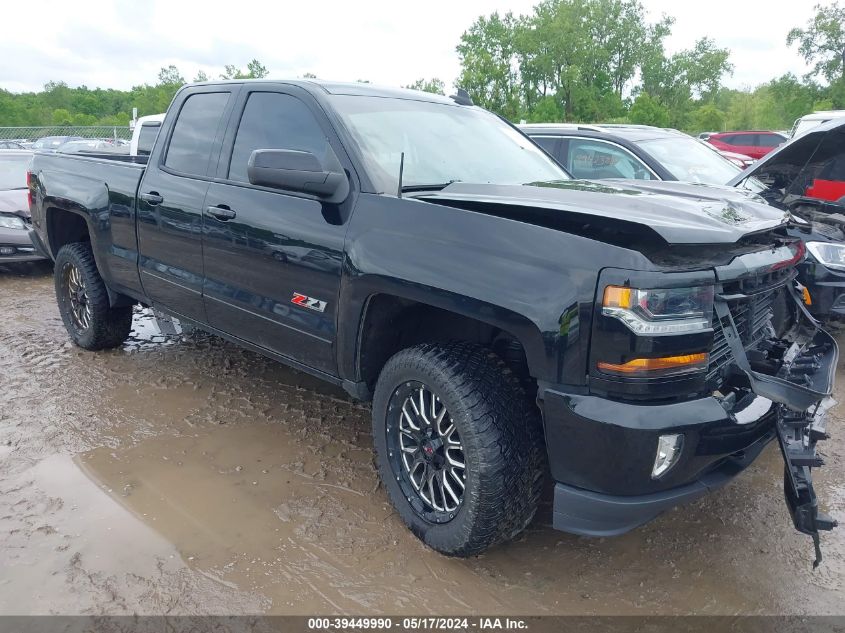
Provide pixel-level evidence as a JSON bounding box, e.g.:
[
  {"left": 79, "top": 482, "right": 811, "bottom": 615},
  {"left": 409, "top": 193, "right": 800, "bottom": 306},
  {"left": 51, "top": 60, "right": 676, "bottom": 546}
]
[
  {"left": 602, "top": 284, "right": 714, "bottom": 335},
  {"left": 806, "top": 241, "right": 845, "bottom": 271},
  {"left": 0, "top": 214, "right": 26, "bottom": 230}
]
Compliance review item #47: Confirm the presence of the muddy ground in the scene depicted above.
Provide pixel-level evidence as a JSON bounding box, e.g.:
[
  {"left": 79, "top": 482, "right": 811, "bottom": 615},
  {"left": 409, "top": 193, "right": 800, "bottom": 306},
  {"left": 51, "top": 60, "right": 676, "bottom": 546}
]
[{"left": 1, "top": 262, "right": 844, "bottom": 616}]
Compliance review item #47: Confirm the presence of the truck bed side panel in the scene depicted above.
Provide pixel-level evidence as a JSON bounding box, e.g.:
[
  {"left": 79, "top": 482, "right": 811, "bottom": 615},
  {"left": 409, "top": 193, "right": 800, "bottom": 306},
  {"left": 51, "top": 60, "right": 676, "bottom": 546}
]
[{"left": 31, "top": 153, "right": 146, "bottom": 300}]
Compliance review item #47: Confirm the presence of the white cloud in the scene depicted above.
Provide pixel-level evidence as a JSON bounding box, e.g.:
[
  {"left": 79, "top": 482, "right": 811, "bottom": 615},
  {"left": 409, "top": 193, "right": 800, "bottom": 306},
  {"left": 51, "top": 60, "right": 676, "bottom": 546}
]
[{"left": 0, "top": 0, "right": 820, "bottom": 94}]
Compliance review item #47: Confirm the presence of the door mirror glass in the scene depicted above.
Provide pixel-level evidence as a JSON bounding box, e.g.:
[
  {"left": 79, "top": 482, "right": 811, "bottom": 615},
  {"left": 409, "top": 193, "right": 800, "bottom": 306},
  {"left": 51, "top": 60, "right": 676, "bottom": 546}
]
[{"left": 248, "top": 148, "right": 349, "bottom": 203}]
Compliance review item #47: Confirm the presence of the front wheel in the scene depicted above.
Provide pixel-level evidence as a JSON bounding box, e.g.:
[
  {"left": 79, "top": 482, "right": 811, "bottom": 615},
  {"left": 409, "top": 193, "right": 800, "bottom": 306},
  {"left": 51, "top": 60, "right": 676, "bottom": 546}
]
[
  {"left": 54, "top": 242, "right": 133, "bottom": 350},
  {"left": 372, "top": 342, "right": 545, "bottom": 556}
]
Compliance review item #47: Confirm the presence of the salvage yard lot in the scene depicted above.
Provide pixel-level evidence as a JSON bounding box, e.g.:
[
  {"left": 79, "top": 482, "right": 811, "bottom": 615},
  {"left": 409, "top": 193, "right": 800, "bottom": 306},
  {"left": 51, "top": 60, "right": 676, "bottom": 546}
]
[{"left": 1, "top": 264, "right": 844, "bottom": 615}]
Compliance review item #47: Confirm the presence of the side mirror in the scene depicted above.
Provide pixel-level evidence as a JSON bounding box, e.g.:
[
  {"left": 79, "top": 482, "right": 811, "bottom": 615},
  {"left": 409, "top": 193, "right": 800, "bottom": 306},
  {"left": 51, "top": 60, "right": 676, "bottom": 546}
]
[{"left": 247, "top": 148, "right": 349, "bottom": 204}]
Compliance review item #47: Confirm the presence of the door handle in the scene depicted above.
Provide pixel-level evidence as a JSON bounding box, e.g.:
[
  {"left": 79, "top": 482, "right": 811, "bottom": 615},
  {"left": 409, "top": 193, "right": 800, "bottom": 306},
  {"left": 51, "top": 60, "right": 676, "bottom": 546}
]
[
  {"left": 140, "top": 191, "right": 163, "bottom": 205},
  {"left": 205, "top": 205, "right": 236, "bottom": 221}
]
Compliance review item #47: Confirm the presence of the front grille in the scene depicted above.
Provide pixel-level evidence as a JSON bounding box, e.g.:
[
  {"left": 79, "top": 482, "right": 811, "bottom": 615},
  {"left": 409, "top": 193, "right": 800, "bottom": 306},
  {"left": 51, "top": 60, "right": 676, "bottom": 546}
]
[{"left": 706, "top": 286, "right": 781, "bottom": 387}]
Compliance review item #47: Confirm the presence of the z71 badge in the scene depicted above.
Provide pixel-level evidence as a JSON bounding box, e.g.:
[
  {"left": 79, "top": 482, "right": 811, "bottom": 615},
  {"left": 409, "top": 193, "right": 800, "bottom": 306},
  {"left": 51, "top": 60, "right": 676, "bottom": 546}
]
[{"left": 291, "top": 292, "right": 327, "bottom": 313}]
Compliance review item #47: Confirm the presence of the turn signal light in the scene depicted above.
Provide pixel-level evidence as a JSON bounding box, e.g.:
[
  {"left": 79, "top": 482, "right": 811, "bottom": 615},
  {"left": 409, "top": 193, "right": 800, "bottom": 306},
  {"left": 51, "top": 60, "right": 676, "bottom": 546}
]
[
  {"left": 597, "top": 353, "right": 708, "bottom": 377},
  {"left": 603, "top": 285, "right": 632, "bottom": 309}
]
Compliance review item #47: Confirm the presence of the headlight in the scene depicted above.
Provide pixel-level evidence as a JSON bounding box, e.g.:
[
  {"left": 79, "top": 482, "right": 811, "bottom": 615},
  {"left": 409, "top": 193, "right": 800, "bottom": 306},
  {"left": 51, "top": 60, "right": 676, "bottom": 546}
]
[
  {"left": 0, "top": 214, "right": 26, "bottom": 230},
  {"left": 806, "top": 241, "right": 845, "bottom": 271},
  {"left": 602, "top": 284, "right": 714, "bottom": 335}
]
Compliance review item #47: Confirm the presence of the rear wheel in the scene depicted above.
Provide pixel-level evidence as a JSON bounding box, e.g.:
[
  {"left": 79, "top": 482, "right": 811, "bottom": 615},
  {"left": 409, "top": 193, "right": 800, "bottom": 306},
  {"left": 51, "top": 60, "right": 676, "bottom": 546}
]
[
  {"left": 372, "top": 342, "right": 545, "bottom": 556},
  {"left": 54, "top": 242, "right": 133, "bottom": 350}
]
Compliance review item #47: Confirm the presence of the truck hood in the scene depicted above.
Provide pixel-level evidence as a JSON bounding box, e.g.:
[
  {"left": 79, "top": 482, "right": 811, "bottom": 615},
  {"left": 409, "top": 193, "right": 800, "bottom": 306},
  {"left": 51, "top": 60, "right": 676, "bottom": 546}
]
[
  {"left": 726, "top": 117, "right": 845, "bottom": 188},
  {"left": 418, "top": 180, "right": 789, "bottom": 244}
]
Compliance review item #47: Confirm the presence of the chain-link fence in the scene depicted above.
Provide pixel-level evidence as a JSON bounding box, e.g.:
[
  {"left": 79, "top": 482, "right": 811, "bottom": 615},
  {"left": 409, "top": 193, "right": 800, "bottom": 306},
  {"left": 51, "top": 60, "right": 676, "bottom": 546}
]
[{"left": 0, "top": 126, "right": 132, "bottom": 145}]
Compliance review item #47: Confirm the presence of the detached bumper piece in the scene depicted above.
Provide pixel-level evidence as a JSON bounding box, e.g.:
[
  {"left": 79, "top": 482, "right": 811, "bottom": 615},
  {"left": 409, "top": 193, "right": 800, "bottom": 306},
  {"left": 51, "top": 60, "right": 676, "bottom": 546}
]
[
  {"left": 777, "top": 404, "right": 838, "bottom": 568},
  {"left": 715, "top": 285, "right": 838, "bottom": 568}
]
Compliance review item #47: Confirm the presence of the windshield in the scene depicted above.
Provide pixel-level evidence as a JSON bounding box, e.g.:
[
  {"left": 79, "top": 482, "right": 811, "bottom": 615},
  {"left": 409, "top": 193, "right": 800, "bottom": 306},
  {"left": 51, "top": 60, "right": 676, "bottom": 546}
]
[
  {"left": 636, "top": 137, "right": 740, "bottom": 185},
  {"left": 0, "top": 154, "right": 30, "bottom": 190},
  {"left": 330, "top": 95, "right": 569, "bottom": 192}
]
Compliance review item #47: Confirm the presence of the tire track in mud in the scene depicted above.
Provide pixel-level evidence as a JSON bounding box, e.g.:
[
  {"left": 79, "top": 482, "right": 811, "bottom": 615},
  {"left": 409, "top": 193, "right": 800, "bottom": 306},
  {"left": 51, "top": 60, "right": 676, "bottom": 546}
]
[{"left": 2, "top": 267, "right": 845, "bottom": 615}]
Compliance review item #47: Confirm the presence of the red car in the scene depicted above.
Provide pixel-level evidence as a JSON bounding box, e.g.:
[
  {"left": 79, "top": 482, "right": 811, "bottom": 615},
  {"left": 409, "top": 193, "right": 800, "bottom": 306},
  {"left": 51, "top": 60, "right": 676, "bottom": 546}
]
[{"left": 706, "top": 131, "right": 787, "bottom": 160}]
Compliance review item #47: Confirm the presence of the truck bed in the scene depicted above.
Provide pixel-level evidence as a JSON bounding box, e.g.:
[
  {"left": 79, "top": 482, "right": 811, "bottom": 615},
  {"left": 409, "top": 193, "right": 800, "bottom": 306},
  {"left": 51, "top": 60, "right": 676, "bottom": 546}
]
[{"left": 29, "top": 151, "right": 147, "bottom": 300}]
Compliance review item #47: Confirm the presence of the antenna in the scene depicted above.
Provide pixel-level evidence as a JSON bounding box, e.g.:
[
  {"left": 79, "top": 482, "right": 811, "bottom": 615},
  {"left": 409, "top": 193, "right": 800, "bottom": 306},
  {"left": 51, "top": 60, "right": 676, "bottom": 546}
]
[{"left": 397, "top": 151, "right": 405, "bottom": 198}]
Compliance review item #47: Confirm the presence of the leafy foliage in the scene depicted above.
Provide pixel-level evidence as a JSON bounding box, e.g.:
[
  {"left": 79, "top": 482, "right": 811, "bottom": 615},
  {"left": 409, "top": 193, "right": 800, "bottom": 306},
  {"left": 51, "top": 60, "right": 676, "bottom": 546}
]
[
  {"left": 788, "top": 2, "right": 845, "bottom": 83},
  {"left": 455, "top": 0, "right": 842, "bottom": 131},
  {"left": 0, "top": 61, "right": 271, "bottom": 127},
  {"left": 404, "top": 78, "right": 447, "bottom": 95},
  {"left": 1, "top": 3, "right": 844, "bottom": 136}
]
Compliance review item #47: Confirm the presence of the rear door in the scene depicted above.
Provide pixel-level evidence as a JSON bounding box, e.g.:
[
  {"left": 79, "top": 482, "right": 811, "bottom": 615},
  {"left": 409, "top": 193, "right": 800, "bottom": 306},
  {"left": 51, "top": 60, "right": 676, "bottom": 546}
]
[
  {"left": 726, "top": 133, "right": 762, "bottom": 159},
  {"left": 136, "top": 86, "right": 236, "bottom": 322},
  {"left": 200, "top": 86, "right": 350, "bottom": 373}
]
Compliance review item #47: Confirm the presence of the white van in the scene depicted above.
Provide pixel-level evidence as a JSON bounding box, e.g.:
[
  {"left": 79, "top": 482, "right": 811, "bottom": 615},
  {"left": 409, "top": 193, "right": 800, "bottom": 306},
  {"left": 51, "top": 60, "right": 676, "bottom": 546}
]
[
  {"left": 790, "top": 110, "right": 845, "bottom": 138},
  {"left": 130, "top": 114, "right": 165, "bottom": 156}
]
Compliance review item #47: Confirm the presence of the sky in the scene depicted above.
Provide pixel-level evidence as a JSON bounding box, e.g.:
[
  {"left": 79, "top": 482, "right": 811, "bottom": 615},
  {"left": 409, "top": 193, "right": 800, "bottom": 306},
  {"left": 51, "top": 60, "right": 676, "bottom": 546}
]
[{"left": 0, "top": 0, "right": 821, "bottom": 94}]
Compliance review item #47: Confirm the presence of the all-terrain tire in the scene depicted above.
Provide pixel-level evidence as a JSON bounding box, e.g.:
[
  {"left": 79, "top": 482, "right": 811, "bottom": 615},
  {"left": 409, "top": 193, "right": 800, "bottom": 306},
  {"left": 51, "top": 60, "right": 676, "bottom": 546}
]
[
  {"left": 372, "top": 342, "right": 545, "bottom": 557},
  {"left": 54, "top": 242, "right": 133, "bottom": 350}
]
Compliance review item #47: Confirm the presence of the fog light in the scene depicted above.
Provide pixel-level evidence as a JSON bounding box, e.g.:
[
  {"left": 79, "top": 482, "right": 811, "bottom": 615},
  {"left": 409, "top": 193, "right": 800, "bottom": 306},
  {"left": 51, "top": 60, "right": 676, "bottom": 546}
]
[
  {"left": 0, "top": 246, "right": 15, "bottom": 256},
  {"left": 652, "top": 433, "right": 684, "bottom": 479}
]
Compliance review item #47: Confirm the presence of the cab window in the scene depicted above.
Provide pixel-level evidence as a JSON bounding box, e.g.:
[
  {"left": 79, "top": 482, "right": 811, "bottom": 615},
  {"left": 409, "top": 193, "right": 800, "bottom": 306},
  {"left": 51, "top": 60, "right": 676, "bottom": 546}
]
[
  {"left": 228, "top": 92, "right": 328, "bottom": 184},
  {"left": 164, "top": 92, "right": 230, "bottom": 176}
]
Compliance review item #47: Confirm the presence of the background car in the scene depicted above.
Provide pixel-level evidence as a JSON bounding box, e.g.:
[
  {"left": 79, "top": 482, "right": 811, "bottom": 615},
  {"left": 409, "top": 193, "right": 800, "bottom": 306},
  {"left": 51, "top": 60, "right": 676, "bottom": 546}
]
[
  {"left": 705, "top": 130, "right": 787, "bottom": 160},
  {"left": 715, "top": 148, "right": 755, "bottom": 168},
  {"left": 729, "top": 118, "right": 845, "bottom": 319},
  {"left": 0, "top": 141, "right": 26, "bottom": 150},
  {"left": 0, "top": 150, "right": 46, "bottom": 264},
  {"left": 31, "top": 135, "right": 84, "bottom": 151},
  {"left": 56, "top": 139, "right": 125, "bottom": 154},
  {"left": 519, "top": 123, "right": 742, "bottom": 185}
]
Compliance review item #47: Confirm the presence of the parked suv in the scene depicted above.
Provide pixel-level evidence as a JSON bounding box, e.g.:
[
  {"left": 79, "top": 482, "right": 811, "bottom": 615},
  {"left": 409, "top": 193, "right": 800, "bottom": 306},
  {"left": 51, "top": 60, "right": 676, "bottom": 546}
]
[
  {"left": 706, "top": 131, "right": 787, "bottom": 160},
  {"left": 27, "top": 81, "right": 837, "bottom": 563}
]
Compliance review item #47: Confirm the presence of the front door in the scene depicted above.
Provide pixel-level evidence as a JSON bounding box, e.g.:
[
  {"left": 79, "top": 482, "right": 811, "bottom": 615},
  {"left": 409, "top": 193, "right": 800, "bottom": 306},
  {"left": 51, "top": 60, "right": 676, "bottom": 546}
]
[
  {"left": 201, "top": 88, "right": 348, "bottom": 373},
  {"left": 136, "top": 88, "right": 234, "bottom": 322}
]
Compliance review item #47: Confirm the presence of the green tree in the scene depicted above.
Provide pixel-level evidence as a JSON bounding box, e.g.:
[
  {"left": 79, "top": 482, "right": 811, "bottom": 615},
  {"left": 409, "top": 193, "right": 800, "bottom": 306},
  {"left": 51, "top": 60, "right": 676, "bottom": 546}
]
[
  {"left": 788, "top": 2, "right": 845, "bottom": 83},
  {"left": 157, "top": 65, "right": 185, "bottom": 87},
  {"left": 51, "top": 108, "right": 73, "bottom": 125},
  {"left": 404, "top": 78, "right": 446, "bottom": 94},
  {"left": 628, "top": 93, "right": 669, "bottom": 126},
  {"left": 220, "top": 60, "right": 270, "bottom": 80},
  {"left": 456, "top": 12, "right": 522, "bottom": 119},
  {"left": 193, "top": 70, "right": 209, "bottom": 82},
  {"left": 640, "top": 36, "right": 732, "bottom": 128},
  {"left": 246, "top": 59, "right": 269, "bottom": 79},
  {"left": 690, "top": 103, "right": 725, "bottom": 132}
]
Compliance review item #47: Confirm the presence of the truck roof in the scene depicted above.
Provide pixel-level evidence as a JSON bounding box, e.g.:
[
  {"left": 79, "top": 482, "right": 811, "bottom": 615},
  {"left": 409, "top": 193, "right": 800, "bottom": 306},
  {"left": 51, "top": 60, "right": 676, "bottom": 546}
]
[{"left": 188, "top": 79, "right": 458, "bottom": 105}]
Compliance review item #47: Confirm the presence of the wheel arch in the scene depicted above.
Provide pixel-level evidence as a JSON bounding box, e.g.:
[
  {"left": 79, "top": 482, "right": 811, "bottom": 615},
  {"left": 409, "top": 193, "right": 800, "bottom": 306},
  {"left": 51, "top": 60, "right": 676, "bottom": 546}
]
[{"left": 339, "top": 284, "right": 551, "bottom": 399}]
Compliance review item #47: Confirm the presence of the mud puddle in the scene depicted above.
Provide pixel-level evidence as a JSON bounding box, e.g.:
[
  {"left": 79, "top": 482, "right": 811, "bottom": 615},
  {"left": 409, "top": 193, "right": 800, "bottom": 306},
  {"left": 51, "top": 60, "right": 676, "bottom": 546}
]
[{"left": 1, "top": 267, "right": 845, "bottom": 615}]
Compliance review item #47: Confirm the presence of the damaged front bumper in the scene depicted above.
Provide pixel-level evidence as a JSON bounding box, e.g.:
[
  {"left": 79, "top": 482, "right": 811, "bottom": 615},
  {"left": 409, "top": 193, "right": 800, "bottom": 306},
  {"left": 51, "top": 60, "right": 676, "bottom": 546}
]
[
  {"left": 546, "top": 271, "right": 837, "bottom": 566},
  {"left": 715, "top": 283, "right": 838, "bottom": 567}
]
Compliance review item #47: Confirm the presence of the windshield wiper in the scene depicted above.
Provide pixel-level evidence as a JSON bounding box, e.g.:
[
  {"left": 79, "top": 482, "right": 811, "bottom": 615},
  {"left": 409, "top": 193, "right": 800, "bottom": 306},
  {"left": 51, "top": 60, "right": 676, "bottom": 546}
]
[{"left": 400, "top": 181, "right": 460, "bottom": 194}]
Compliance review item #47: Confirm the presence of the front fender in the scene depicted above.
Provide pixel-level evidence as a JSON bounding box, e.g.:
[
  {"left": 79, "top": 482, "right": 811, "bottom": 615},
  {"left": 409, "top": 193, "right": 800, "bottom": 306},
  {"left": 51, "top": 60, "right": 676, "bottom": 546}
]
[{"left": 337, "top": 194, "right": 651, "bottom": 386}]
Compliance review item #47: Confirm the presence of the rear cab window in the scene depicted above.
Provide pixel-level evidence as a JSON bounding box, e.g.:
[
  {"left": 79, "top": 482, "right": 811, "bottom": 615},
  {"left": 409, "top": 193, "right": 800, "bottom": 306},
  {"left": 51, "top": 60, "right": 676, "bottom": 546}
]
[
  {"left": 164, "top": 92, "right": 231, "bottom": 176},
  {"left": 137, "top": 124, "right": 161, "bottom": 156}
]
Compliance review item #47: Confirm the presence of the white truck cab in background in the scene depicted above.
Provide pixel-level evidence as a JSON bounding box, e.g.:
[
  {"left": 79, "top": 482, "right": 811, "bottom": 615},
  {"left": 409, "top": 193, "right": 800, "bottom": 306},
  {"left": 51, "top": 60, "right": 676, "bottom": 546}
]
[
  {"left": 129, "top": 113, "right": 165, "bottom": 156},
  {"left": 791, "top": 110, "right": 845, "bottom": 138}
]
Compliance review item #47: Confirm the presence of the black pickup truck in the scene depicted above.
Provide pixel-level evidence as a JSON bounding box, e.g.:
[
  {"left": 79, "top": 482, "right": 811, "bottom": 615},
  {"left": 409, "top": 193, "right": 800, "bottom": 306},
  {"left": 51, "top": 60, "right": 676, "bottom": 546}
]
[{"left": 27, "top": 80, "right": 838, "bottom": 563}]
